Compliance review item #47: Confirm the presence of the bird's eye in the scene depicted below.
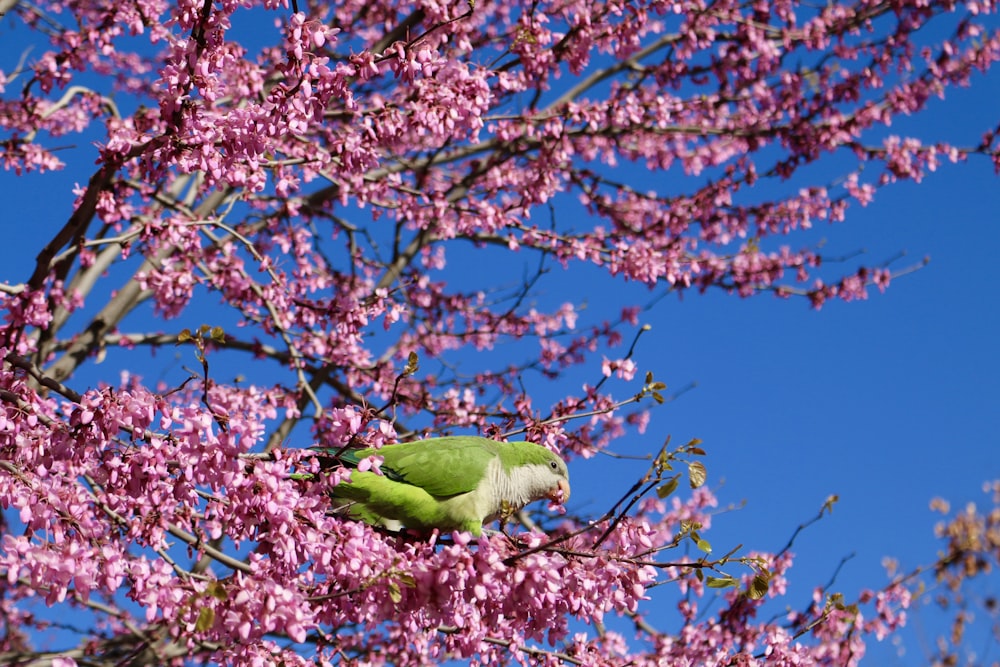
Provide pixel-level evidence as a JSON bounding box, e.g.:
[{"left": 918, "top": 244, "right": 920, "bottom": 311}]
[{"left": 549, "top": 460, "right": 559, "bottom": 470}]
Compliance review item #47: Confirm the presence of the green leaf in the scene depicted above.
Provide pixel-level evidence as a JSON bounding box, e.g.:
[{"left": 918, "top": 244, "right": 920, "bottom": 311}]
[
  {"left": 826, "top": 592, "right": 850, "bottom": 611},
  {"left": 688, "top": 461, "right": 707, "bottom": 488},
  {"left": 695, "top": 538, "right": 712, "bottom": 553},
  {"left": 177, "top": 328, "right": 192, "bottom": 344},
  {"left": 210, "top": 326, "right": 225, "bottom": 343},
  {"left": 652, "top": 392, "right": 664, "bottom": 404},
  {"left": 747, "top": 574, "right": 770, "bottom": 600},
  {"left": 195, "top": 606, "right": 215, "bottom": 632},
  {"left": 205, "top": 581, "right": 227, "bottom": 601},
  {"left": 403, "top": 351, "right": 419, "bottom": 376},
  {"left": 706, "top": 576, "right": 738, "bottom": 589},
  {"left": 657, "top": 474, "right": 681, "bottom": 499},
  {"left": 388, "top": 581, "right": 402, "bottom": 604},
  {"left": 680, "top": 520, "right": 701, "bottom": 534}
]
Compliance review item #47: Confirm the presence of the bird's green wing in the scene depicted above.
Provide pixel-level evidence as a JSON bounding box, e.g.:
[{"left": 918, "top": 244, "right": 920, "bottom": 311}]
[
  {"left": 362, "top": 436, "right": 500, "bottom": 498},
  {"left": 334, "top": 447, "right": 407, "bottom": 483}
]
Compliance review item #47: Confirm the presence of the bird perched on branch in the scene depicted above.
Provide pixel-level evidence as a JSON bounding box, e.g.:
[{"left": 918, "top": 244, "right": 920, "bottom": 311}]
[{"left": 318, "top": 436, "right": 570, "bottom": 537}]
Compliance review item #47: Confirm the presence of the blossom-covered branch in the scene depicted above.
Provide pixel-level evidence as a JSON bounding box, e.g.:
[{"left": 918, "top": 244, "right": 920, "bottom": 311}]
[{"left": 0, "top": 0, "right": 998, "bottom": 664}]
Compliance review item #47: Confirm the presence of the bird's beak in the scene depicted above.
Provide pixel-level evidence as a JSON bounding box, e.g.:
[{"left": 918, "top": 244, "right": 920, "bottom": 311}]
[{"left": 547, "top": 479, "right": 571, "bottom": 504}]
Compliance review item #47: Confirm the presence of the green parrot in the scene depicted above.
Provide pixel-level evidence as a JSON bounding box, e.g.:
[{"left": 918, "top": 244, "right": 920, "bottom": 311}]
[{"left": 321, "top": 436, "right": 571, "bottom": 536}]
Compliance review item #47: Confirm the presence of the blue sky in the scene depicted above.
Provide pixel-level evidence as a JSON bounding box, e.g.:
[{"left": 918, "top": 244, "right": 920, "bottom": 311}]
[
  {"left": 1, "top": 5, "right": 999, "bottom": 664},
  {"left": 556, "top": 76, "right": 1000, "bottom": 660}
]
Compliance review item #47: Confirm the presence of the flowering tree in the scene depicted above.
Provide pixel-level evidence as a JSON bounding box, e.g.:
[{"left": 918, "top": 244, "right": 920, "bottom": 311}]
[{"left": 0, "top": 0, "right": 998, "bottom": 664}]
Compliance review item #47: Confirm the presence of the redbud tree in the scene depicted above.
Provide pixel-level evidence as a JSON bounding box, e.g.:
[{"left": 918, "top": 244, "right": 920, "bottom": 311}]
[{"left": 0, "top": 0, "right": 998, "bottom": 664}]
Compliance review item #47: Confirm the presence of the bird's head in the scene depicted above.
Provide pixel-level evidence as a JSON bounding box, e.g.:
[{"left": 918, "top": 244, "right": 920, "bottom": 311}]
[
  {"left": 535, "top": 447, "right": 570, "bottom": 505},
  {"left": 500, "top": 441, "right": 571, "bottom": 512}
]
